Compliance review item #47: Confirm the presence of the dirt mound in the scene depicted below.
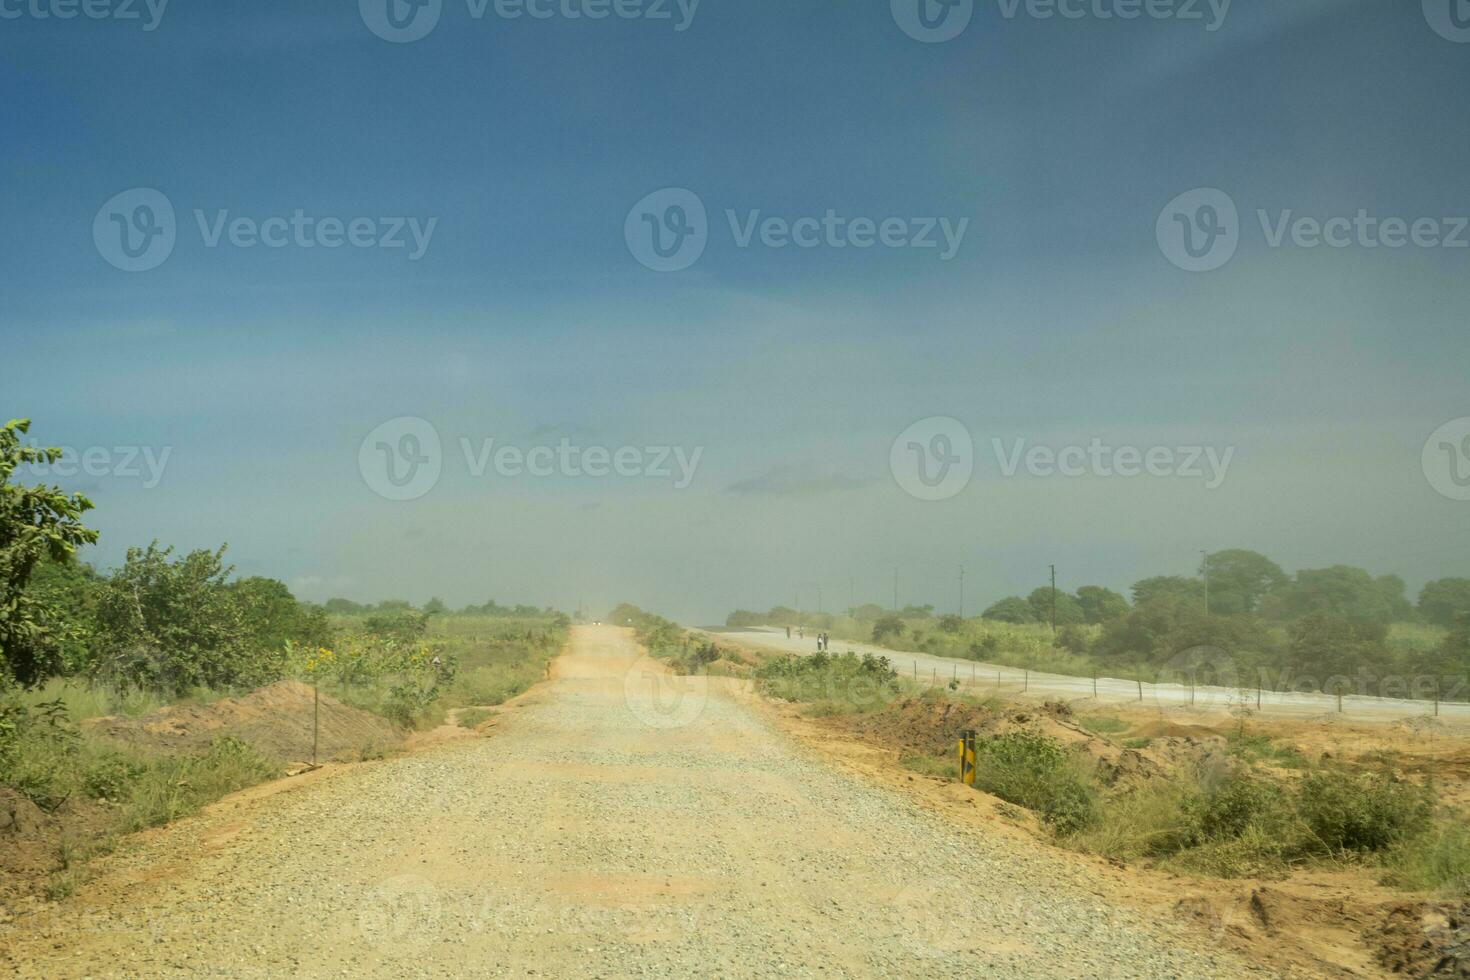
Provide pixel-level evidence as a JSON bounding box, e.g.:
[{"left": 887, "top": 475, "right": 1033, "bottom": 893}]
[
  {"left": 844, "top": 696, "right": 995, "bottom": 757},
  {"left": 90, "top": 681, "right": 404, "bottom": 764},
  {"left": 1376, "top": 902, "right": 1470, "bottom": 978},
  {"left": 0, "top": 786, "right": 113, "bottom": 911}
]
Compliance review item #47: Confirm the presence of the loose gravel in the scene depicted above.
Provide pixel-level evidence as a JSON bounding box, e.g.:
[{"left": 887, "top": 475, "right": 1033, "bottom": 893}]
[{"left": 1, "top": 627, "right": 1258, "bottom": 978}]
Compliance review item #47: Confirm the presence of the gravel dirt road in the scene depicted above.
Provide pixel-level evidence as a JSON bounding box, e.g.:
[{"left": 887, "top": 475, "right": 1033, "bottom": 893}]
[{"left": 1, "top": 626, "right": 1257, "bottom": 978}]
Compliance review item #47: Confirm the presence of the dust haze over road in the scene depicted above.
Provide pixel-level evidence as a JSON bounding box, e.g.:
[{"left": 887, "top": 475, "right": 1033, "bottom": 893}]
[{"left": 3, "top": 626, "right": 1249, "bottom": 978}]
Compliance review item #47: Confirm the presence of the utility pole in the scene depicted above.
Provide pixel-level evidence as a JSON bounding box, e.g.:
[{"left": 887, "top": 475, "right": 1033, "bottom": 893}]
[
  {"left": 958, "top": 564, "right": 965, "bottom": 618},
  {"left": 1201, "top": 550, "right": 1210, "bottom": 617},
  {"left": 1049, "top": 564, "right": 1057, "bottom": 635}
]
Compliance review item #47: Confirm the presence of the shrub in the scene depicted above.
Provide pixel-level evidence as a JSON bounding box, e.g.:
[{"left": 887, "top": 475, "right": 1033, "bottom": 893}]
[
  {"left": 971, "top": 731, "right": 1096, "bottom": 835},
  {"left": 1179, "top": 772, "right": 1290, "bottom": 846},
  {"left": 1296, "top": 770, "right": 1432, "bottom": 854},
  {"left": 1384, "top": 823, "right": 1470, "bottom": 895},
  {"left": 754, "top": 652, "right": 898, "bottom": 712}
]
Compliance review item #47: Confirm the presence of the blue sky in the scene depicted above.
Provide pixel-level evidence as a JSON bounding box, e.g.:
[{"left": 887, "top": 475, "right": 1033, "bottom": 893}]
[{"left": 3, "top": 0, "right": 1469, "bottom": 621}]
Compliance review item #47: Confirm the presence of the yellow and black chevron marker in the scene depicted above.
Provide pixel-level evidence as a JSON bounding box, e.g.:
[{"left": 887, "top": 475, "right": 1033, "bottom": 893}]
[{"left": 956, "top": 729, "right": 976, "bottom": 786}]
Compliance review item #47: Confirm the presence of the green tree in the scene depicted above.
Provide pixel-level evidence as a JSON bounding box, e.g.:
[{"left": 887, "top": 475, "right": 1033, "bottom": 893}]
[
  {"left": 1275, "top": 566, "right": 1402, "bottom": 625},
  {"left": 229, "top": 577, "right": 332, "bottom": 653},
  {"left": 423, "top": 597, "right": 447, "bottom": 615},
  {"left": 1418, "top": 578, "right": 1470, "bottom": 627},
  {"left": 1026, "top": 588, "right": 1084, "bottom": 626},
  {"left": 871, "top": 615, "right": 905, "bottom": 643},
  {"left": 1130, "top": 575, "right": 1204, "bottom": 607},
  {"left": 1286, "top": 612, "right": 1390, "bottom": 689},
  {"left": 1435, "top": 613, "right": 1470, "bottom": 692},
  {"left": 0, "top": 419, "right": 100, "bottom": 685},
  {"left": 93, "top": 543, "right": 273, "bottom": 693},
  {"left": 1074, "top": 585, "right": 1129, "bottom": 624},
  {"left": 937, "top": 614, "right": 964, "bottom": 634},
  {"left": 1200, "top": 550, "right": 1287, "bottom": 615},
  {"left": 1096, "top": 594, "right": 1278, "bottom": 668},
  {"left": 981, "top": 596, "right": 1036, "bottom": 624}
]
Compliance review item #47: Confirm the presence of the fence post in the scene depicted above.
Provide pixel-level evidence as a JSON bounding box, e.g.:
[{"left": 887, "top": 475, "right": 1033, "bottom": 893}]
[
  {"left": 312, "top": 681, "right": 319, "bottom": 767},
  {"left": 913, "top": 660, "right": 917, "bottom": 680},
  {"left": 1024, "top": 668, "right": 1029, "bottom": 693},
  {"left": 1092, "top": 673, "right": 1098, "bottom": 699},
  {"left": 1137, "top": 677, "right": 1143, "bottom": 702}
]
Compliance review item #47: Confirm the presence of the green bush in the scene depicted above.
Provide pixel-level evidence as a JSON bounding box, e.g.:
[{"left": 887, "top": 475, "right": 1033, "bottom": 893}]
[
  {"left": 971, "top": 731, "right": 1097, "bottom": 835},
  {"left": 120, "top": 736, "right": 278, "bottom": 832},
  {"left": 1184, "top": 773, "right": 1286, "bottom": 841},
  {"left": 1296, "top": 770, "right": 1432, "bottom": 854},
  {"left": 1384, "top": 822, "right": 1470, "bottom": 895},
  {"left": 754, "top": 652, "right": 898, "bottom": 712}
]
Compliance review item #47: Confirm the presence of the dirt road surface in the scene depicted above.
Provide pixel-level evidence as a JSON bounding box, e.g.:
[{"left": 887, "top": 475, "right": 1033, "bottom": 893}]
[
  {"left": 1, "top": 626, "right": 1254, "bottom": 978},
  {"left": 712, "top": 627, "right": 1470, "bottom": 725}
]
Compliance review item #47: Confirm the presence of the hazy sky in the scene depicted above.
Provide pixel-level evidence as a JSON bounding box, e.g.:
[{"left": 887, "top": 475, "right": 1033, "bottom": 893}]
[{"left": 4, "top": 0, "right": 1468, "bottom": 623}]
